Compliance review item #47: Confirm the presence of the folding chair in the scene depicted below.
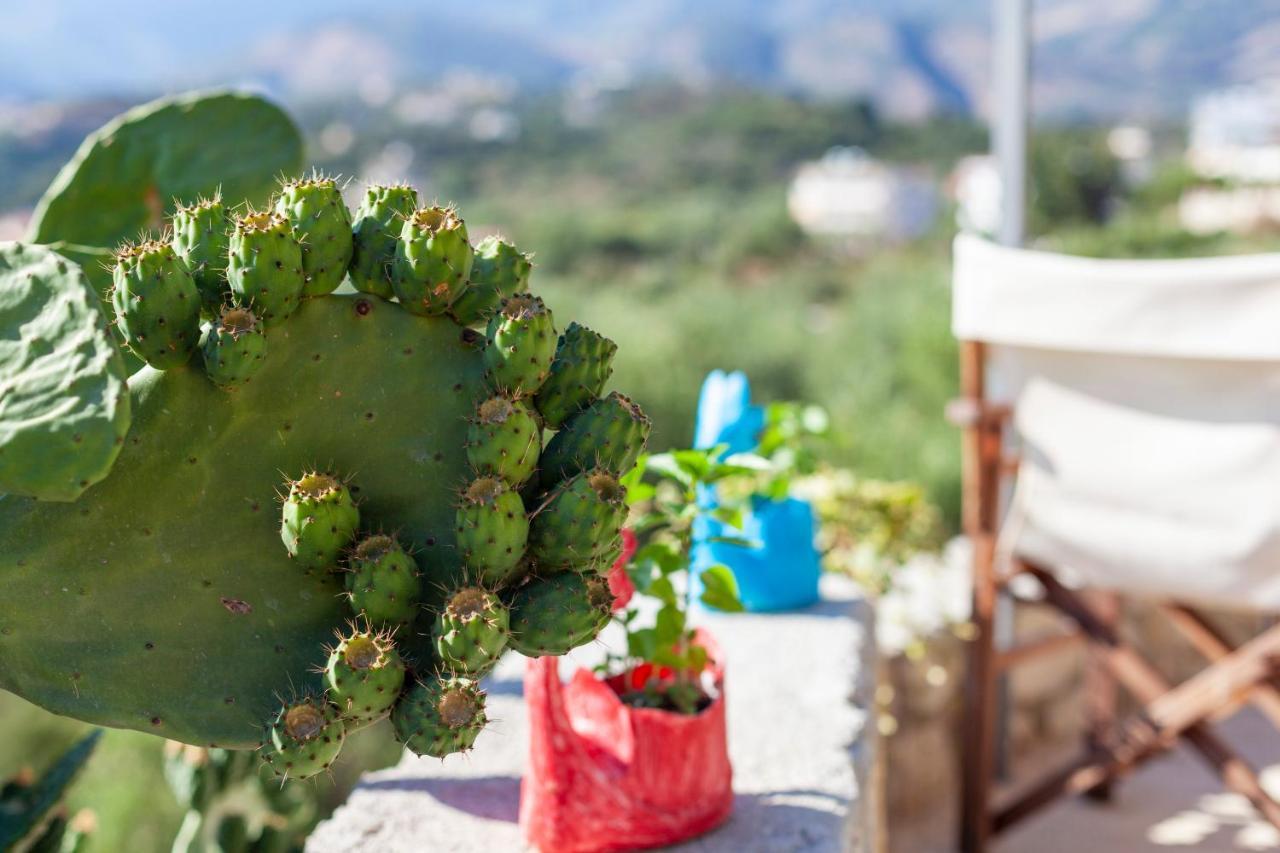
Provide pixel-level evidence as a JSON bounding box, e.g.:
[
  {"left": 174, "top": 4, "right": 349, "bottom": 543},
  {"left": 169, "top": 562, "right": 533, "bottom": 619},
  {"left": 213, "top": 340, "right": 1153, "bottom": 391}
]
[{"left": 949, "top": 233, "right": 1280, "bottom": 851}]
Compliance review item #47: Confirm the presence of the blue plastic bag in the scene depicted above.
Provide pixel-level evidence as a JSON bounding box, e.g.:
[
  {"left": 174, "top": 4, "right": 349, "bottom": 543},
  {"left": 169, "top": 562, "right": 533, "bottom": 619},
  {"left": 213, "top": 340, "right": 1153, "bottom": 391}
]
[{"left": 691, "top": 371, "right": 821, "bottom": 612}]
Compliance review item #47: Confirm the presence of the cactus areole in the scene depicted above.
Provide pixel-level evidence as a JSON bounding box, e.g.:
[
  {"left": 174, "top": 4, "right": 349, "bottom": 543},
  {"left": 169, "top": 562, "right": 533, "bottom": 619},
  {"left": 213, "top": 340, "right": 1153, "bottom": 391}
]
[{"left": 0, "top": 162, "right": 648, "bottom": 773}]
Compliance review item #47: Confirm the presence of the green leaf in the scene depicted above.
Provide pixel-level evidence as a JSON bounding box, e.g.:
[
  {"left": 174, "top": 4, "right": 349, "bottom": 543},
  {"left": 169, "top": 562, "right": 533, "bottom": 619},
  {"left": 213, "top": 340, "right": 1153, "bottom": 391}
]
[
  {"left": 699, "top": 564, "right": 745, "bottom": 612},
  {"left": 671, "top": 448, "right": 714, "bottom": 480},
  {"left": 644, "top": 452, "right": 692, "bottom": 486},
  {"left": 710, "top": 506, "right": 745, "bottom": 530},
  {"left": 627, "top": 628, "right": 659, "bottom": 662},
  {"left": 654, "top": 605, "right": 686, "bottom": 646},
  {"left": 649, "top": 576, "right": 679, "bottom": 606}
]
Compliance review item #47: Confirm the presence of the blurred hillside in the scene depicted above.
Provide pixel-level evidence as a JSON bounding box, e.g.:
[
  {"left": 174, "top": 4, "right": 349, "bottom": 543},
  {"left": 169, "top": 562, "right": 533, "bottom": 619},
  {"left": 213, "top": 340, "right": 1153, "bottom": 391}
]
[{"left": 3, "top": 0, "right": 1279, "bottom": 118}]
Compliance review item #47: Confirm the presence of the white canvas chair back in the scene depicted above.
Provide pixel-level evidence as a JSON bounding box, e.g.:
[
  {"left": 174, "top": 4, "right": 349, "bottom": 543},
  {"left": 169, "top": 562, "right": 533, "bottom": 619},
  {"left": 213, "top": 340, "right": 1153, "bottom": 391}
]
[{"left": 952, "top": 233, "right": 1280, "bottom": 611}]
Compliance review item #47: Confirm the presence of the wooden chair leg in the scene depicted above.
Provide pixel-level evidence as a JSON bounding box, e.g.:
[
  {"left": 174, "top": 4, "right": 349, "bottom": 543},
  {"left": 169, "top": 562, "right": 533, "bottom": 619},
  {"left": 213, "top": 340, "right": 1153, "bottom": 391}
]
[
  {"left": 1163, "top": 605, "right": 1280, "bottom": 730},
  {"left": 1082, "top": 590, "right": 1120, "bottom": 802},
  {"left": 961, "top": 534, "right": 999, "bottom": 853},
  {"left": 1026, "top": 564, "right": 1280, "bottom": 830}
]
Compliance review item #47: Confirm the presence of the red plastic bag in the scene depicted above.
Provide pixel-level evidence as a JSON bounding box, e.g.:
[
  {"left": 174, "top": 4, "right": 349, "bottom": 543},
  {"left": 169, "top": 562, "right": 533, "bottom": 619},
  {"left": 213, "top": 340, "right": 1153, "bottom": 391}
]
[
  {"left": 519, "top": 630, "right": 733, "bottom": 852},
  {"left": 605, "top": 529, "right": 638, "bottom": 612}
]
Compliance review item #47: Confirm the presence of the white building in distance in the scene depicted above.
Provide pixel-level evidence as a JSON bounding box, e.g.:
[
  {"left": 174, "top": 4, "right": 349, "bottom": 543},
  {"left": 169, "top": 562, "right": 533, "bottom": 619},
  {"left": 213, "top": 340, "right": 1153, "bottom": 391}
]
[{"left": 787, "top": 147, "right": 937, "bottom": 248}]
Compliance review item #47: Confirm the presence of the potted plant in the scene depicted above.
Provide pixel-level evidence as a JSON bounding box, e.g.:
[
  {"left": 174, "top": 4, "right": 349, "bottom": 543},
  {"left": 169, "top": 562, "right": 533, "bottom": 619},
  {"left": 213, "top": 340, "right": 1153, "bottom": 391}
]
[{"left": 520, "top": 446, "right": 760, "bottom": 853}]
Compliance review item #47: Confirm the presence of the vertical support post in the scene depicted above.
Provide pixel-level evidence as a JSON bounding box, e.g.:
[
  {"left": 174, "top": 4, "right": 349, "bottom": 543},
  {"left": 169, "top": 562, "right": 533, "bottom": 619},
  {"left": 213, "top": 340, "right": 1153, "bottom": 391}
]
[
  {"left": 991, "top": 0, "right": 1030, "bottom": 789},
  {"left": 960, "top": 341, "right": 1001, "bottom": 853},
  {"left": 994, "top": 0, "right": 1030, "bottom": 248}
]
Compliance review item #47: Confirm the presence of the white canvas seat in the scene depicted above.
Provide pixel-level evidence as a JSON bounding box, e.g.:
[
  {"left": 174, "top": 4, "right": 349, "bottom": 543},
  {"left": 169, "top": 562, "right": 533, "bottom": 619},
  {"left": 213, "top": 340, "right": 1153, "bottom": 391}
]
[
  {"left": 951, "top": 233, "right": 1280, "bottom": 851},
  {"left": 952, "top": 233, "right": 1280, "bottom": 612}
]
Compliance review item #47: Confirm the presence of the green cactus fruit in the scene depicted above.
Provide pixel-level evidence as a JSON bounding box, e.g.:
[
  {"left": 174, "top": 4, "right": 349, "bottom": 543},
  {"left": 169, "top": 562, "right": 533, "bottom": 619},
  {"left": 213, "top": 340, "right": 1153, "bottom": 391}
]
[
  {"left": 455, "top": 476, "right": 529, "bottom": 588},
  {"left": 393, "top": 206, "right": 473, "bottom": 316},
  {"left": 261, "top": 698, "right": 345, "bottom": 780},
  {"left": 391, "top": 677, "right": 487, "bottom": 758},
  {"left": 529, "top": 470, "right": 628, "bottom": 571},
  {"left": 171, "top": 195, "right": 232, "bottom": 315},
  {"left": 201, "top": 306, "right": 267, "bottom": 390},
  {"left": 465, "top": 393, "right": 540, "bottom": 487},
  {"left": 280, "top": 472, "right": 360, "bottom": 571},
  {"left": 274, "top": 175, "right": 354, "bottom": 297},
  {"left": 0, "top": 242, "right": 130, "bottom": 502},
  {"left": 539, "top": 391, "right": 652, "bottom": 486},
  {"left": 110, "top": 238, "right": 201, "bottom": 370},
  {"left": 345, "top": 534, "right": 421, "bottom": 629},
  {"left": 434, "top": 586, "right": 510, "bottom": 676},
  {"left": 534, "top": 322, "right": 618, "bottom": 429},
  {"left": 325, "top": 628, "right": 406, "bottom": 723},
  {"left": 449, "top": 235, "right": 531, "bottom": 327},
  {"left": 483, "top": 293, "right": 557, "bottom": 395},
  {"left": 507, "top": 571, "right": 614, "bottom": 657},
  {"left": 349, "top": 183, "right": 419, "bottom": 299},
  {"left": 227, "top": 210, "right": 305, "bottom": 326}
]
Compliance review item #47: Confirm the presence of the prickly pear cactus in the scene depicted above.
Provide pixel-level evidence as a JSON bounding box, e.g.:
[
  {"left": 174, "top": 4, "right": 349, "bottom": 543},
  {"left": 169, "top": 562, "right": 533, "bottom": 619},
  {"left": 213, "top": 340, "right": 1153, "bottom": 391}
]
[
  {"left": 0, "top": 243, "right": 130, "bottom": 501},
  {"left": 1, "top": 116, "right": 647, "bottom": 775}
]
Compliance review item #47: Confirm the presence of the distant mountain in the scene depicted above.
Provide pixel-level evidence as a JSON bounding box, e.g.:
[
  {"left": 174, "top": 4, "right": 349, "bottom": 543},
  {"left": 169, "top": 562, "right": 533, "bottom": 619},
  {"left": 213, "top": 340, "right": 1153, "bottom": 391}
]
[{"left": 2, "top": 0, "right": 1278, "bottom": 119}]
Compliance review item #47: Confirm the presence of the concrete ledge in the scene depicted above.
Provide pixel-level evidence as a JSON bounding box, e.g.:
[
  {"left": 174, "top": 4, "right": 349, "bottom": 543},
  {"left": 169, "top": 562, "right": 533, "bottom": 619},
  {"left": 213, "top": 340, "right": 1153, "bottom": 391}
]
[{"left": 309, "top": 574, "right": 878, "bottom": 852}]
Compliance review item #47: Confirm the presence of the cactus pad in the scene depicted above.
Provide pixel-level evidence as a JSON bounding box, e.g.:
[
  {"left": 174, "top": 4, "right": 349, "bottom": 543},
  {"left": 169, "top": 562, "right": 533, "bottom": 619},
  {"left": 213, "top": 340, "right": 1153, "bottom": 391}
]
[
  {"left": 0, "top": 242, "right": 130, "bottom": 501},
  {"left": 28, "top": 91, "right": 302, "bottom": 255}
]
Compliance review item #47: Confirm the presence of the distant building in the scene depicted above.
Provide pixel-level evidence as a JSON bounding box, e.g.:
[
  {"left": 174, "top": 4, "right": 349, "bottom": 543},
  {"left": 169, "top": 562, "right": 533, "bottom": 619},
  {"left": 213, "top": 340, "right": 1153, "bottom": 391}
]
[
  {"left": 1187, "top": 80, "right": 1280, "bottom": 183},
  {"left": 787, "top": 147, "right": 937, "bottom": 247},
  {"left": 948, "top": 155, "right": 1001, "bottom": 237},
  {"left": 1180, "top": 80, "right": 1280, "bottom": 234}
]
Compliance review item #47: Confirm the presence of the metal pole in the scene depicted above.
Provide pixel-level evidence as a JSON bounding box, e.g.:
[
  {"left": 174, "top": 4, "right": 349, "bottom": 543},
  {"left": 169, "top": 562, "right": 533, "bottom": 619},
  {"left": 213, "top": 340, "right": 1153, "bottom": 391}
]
[
  {"left": 991, "top": 0, "right": 1030, "bottom": 783},
  {"left": 994, "top": 0, "right": 1029, "bottom": 247}
]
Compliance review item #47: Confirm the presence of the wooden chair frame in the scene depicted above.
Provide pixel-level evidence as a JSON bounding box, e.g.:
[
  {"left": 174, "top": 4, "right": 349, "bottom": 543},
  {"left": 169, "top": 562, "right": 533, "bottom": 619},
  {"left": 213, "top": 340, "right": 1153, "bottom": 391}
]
[{"left": 953, "top": 340, "right": 1280, "bottom": 851}]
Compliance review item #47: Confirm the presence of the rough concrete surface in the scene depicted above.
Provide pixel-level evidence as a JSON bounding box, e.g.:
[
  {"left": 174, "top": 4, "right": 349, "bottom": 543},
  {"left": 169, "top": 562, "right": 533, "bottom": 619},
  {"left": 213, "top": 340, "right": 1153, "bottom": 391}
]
[{"left": 309, "top": 574, "right": 878, "bottom": 852}]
